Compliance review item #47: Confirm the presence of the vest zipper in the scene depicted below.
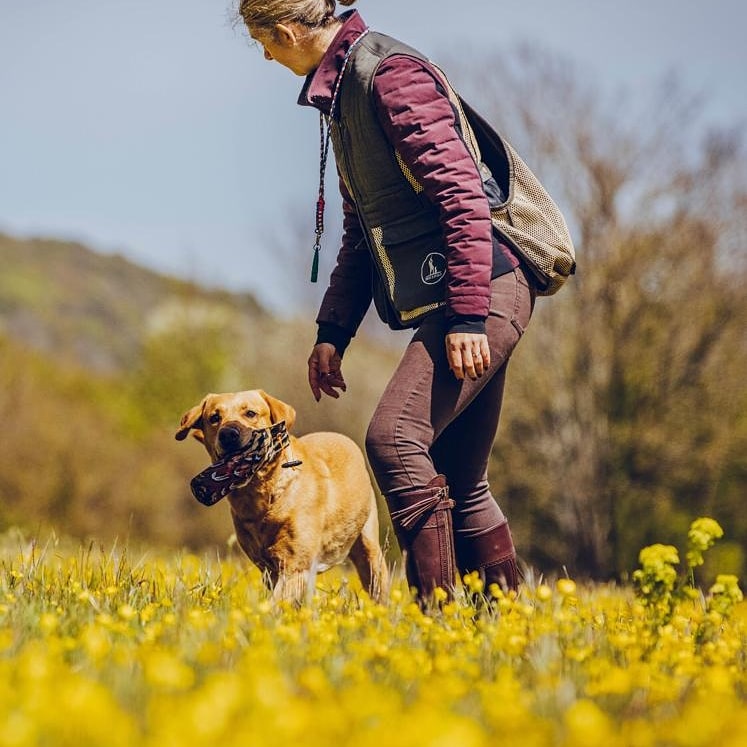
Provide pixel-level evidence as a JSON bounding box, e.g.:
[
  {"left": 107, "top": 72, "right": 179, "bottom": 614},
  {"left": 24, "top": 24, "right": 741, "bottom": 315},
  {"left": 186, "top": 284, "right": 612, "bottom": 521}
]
[{"left": 333, "top": 118, "right": 398, "bottom": 327}]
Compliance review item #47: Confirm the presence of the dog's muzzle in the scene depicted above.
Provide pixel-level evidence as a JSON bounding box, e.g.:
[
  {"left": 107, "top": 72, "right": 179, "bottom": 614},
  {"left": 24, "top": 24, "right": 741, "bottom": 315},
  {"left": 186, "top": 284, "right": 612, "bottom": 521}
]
[
  {"left": 217, "top": 423, "right": 245, "bottom": 453},
  {"left": 190, "top": 422, "right": 292, "bottom": 506}
]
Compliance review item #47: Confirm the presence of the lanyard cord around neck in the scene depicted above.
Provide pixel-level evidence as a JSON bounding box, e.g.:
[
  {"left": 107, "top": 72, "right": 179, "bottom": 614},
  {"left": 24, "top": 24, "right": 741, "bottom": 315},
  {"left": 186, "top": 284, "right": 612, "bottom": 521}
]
[{"left": 311, "top": 27, "right": 369, "bottom": 282}]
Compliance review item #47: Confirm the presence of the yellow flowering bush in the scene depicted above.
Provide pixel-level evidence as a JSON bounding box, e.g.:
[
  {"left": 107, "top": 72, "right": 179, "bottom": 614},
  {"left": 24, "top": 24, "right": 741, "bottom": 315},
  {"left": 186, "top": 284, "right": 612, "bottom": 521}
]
[
  {"left": 687, "top": 518, "right": 725, "bottom": 569},
  {"left": 632, "top": 518, "right": 739, "bottom": 634},
  {"left": 0, "top": 519, "right": 745, "bottom": 747}
]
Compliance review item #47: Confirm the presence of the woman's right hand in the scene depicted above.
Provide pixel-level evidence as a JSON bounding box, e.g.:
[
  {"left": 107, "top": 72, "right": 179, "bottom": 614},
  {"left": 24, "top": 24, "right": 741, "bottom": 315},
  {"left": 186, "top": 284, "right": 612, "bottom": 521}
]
[
  {"left": 308, "top": 343, "right": 347, "bottom": 401},
  {"left": 445, "top": 331, "right": 491, "bottom": 381}
]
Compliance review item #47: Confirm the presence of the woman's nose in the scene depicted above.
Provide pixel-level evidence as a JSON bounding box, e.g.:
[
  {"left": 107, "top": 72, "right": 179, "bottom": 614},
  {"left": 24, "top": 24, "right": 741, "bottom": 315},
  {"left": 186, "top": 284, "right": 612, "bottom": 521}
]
[{"left": 264, "top": 49, "right": 273, "bottom": 61}]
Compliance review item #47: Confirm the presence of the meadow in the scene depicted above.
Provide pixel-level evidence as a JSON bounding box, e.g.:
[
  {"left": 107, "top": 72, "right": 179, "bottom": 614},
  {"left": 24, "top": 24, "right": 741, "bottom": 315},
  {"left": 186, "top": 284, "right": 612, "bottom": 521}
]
[{"left": 1, "top": 519, "right": 745, "bottom": 747}]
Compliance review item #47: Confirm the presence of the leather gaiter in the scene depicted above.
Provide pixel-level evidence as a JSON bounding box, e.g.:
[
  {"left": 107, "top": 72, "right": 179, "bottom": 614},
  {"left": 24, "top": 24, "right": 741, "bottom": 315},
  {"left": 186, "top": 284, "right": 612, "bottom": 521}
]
[
  {"left": 386, "top": 475, "right": 456, "bottom": 601},
  {"left": 456, "top": 520, "right": 519, "bottom": 594}
]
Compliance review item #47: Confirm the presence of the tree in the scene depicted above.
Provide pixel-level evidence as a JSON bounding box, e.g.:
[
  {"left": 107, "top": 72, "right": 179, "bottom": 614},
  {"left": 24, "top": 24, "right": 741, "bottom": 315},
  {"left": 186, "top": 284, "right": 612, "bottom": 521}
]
[{"left": 450, "top": 47, "right": 747, "bottom": 578}]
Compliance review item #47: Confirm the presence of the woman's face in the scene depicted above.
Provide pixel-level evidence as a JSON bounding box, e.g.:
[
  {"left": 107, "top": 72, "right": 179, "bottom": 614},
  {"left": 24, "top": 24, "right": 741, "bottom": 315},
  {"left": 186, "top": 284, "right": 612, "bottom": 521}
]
[{"left": 249, "top": 24, "right": 315, "bottom": 76}]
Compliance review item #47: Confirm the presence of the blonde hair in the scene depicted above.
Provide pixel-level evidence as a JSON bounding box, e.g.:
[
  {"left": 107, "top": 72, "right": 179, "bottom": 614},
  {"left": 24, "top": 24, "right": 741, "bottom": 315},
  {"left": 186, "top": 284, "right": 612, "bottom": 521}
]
[{"left": 237, "top": 0, "right": 358, "bottom": 32}]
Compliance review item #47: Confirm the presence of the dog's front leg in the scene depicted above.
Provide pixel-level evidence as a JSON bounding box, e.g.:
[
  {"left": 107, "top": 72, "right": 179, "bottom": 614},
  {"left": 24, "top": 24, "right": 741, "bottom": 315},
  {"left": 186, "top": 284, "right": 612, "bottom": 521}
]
[{"left": 272, "top": 562, "right": 318, "bottom": 605}]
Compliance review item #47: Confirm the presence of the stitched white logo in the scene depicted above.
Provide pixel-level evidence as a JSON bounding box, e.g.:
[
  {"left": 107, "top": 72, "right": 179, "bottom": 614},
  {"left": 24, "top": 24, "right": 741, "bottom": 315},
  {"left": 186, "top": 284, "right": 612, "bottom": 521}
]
[{"left": 421, "top": 252, "right": 446, "bottom": 285}]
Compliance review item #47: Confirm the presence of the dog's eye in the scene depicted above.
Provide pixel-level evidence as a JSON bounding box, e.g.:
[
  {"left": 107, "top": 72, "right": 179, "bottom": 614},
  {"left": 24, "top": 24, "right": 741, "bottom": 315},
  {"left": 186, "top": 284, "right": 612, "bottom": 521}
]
[
  {"left": 245, "top": 410, "right": 257, "bottom": 418},
  {"left": 208, "top": 412, "right": 221, "bottom": 425}
]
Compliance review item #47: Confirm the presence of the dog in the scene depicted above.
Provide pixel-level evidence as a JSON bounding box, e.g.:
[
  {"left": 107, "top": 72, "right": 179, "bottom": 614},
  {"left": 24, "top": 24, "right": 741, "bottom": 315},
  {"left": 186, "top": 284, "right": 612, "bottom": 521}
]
[{"left": 176, "top": 390, "right": 389, "bottom": 602}]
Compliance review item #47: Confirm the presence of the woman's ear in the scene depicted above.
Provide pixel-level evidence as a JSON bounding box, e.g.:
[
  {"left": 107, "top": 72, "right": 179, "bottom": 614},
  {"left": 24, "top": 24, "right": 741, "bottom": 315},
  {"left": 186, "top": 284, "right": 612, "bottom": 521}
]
[{"left": 274, "top": 22, "right": 298, "bottom": 46}]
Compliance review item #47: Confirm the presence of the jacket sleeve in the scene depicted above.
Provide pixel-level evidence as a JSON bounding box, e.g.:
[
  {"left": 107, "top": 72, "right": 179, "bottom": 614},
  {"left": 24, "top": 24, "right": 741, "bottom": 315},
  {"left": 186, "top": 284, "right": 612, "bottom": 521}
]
[
  {"left": 372, "top": 55, "right": 493, "bottom": 332},
  {"left": 314, "top": 172, "right": 373, "bottom": 355}
]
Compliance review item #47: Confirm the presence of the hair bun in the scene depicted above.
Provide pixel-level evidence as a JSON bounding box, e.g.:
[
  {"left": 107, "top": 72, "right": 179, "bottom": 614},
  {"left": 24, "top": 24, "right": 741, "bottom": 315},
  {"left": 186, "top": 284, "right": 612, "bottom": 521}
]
[{"left": 338, "top": 0, "right": 358, "bottom": 7}]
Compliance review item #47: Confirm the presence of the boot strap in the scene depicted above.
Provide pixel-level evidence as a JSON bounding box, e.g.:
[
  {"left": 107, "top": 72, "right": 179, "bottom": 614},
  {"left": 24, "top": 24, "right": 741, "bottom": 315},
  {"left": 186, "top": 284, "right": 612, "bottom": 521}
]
[{"left": 390, "top": 491, "right": 454, "bottom": 532}]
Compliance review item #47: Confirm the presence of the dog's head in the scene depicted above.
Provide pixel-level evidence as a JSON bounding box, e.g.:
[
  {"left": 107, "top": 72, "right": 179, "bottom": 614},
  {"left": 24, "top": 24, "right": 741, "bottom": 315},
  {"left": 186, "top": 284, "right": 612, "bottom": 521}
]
[{"left": 175, "top": 390, "right": 296, "bottom": 463}]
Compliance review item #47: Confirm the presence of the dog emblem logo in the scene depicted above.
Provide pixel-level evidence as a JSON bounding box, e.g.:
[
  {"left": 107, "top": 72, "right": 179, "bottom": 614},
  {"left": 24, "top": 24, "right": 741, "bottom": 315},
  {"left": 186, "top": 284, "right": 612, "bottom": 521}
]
[{"left": 421, "top": 252, "right": 446, "bottom": 285}]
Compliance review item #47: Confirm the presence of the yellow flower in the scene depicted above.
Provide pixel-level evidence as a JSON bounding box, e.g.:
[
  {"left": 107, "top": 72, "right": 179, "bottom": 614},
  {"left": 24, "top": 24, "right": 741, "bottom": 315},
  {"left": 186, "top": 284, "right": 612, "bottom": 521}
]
[
  {"left": 563, "top": 699, "right": 617, "bottom": 747},
  {"left": 143, "top": 650, "right": 195, "bottom": 691},
  {"left": 557, "top": 578, "right": 577, "bottom": 597},
  {"left": 432, "top": 586, "right": 449, "bottom": 603},
  {"left": 462, "top": 571, "right": 484, "bottom": 595},
  {"left": 117, "top": 604, "right": 137, "bottom": 621},
  {"left": 638, "top": 543, "right": 679, "bottom": 569},
  {"left": 81, "top": 623, "right": 111, "bottom": 663},
  {"left": 687, "top": 517, "right": 724, "bottom": 569},
  {"left": 487, "top": 582, "right": 504, "bottom": 600},
  {"left": 38, "top": 613, "right": 58, "bottom": 636}
]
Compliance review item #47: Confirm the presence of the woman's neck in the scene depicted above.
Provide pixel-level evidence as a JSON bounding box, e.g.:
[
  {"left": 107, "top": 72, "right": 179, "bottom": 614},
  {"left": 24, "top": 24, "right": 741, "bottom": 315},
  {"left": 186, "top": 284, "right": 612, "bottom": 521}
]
[{"left": 305, "top": 21, "right": 343, "bottom": 69}]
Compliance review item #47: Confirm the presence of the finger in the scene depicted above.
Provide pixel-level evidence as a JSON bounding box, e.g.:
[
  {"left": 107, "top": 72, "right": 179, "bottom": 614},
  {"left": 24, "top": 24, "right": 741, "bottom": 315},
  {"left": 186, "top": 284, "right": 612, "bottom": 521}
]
[
  {"left": 308, "top": 357, "right": 323, "bottom": 402},
  {"left": 480, "top": 339, "right": 491, "bottom": 370},
  {"left": 319, "top": 376, "right": 341, "bottom": 398},
  {"left": 326, "top": 369, "right": 346, "bottom": 388},
  {"left": 316, "top": 369, "right": 347, "bottom": 399},
  {"left": 308, "top": 370, "right": 319, "bottom": 401},
  {"left": 472, "top": 349, "right": 485, "bottom": 378},
  {"left": 328, "top": 370, "right": 347, "bottom": 392},
  {"left": 446, "top": 348, "right": 464, "bottom": 380},
  {"left": 326, "top": 379, "right": 347, "bottom": 393},
  {"left": 462, "top": 351, "right": 478, "bottom": 381},
  {"left": 472, "top": 342, "right": 490, "bottom": 377}
]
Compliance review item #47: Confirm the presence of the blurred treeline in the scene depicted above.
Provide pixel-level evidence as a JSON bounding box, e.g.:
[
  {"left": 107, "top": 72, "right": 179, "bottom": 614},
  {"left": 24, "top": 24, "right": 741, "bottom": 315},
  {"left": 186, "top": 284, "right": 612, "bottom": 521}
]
[
  {"left": 1, "top": 48, "right": 745, "bottom": 580},
  {"left": 451, "top": 48, "right": 747, "bottom": 580}
]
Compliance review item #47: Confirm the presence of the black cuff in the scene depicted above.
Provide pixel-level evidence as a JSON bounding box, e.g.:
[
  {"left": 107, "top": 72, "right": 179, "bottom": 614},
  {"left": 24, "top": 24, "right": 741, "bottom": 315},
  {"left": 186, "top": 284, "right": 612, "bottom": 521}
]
[
  {"left": 446, "top": 316, "right": 487, "bottom": 336},
  {"left": 315, "top": 323, "right": 353, "bottom": 357}
]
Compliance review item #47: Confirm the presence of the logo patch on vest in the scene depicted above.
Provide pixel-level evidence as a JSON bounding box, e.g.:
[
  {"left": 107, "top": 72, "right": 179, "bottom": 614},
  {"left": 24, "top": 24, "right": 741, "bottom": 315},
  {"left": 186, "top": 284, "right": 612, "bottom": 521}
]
[{"left": 421, "top": 253, "right": 446, "bottom": 285}]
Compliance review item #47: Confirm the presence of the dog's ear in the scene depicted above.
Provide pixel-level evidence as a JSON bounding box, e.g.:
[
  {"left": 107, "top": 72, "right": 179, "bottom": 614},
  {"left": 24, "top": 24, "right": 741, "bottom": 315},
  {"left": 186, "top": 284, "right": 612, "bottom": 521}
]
[
  {"left": 260, "top": 391, "right": 296, "bottom": 431},
  {"left": 175, "top": 399, "right": 207, "bottom": 442}
]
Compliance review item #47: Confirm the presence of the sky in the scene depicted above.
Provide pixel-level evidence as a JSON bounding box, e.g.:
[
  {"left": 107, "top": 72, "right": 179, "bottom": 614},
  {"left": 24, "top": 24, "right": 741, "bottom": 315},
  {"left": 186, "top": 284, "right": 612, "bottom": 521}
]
[{"left": 1, "top": 0, "right": 745, "bottom": 314}]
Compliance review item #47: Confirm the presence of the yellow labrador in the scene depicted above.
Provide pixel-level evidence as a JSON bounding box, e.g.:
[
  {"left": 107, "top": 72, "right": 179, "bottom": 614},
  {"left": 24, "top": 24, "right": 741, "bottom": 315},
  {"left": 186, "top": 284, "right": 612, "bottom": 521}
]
[{"left": 176, "top": 390, "right": 388, "bottom": 602}]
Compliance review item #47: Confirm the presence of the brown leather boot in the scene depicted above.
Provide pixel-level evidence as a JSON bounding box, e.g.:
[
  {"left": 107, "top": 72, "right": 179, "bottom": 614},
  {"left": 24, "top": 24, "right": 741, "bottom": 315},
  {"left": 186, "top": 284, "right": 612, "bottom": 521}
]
[
  {"left": 387, "top": 475, "right": 457, "bottom": 603},
  {"left": 456, "top": 520, "right": 520, "bottom": 595}
]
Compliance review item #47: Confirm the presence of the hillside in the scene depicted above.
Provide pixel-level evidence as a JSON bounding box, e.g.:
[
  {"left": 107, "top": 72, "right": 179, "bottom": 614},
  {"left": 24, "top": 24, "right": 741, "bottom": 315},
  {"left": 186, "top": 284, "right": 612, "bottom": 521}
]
[{"left": 0, "top": 233, "right": 266, "bottom": 372}]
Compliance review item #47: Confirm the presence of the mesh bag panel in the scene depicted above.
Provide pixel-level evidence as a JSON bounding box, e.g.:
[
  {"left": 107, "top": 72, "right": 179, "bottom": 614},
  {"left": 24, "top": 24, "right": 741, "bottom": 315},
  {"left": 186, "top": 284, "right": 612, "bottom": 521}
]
[
  {"left": 431, "top": 65, "right": 576, "bottom": 295},
  {"left": 490, "top": 141, "right": 575, "bottom": 295}
]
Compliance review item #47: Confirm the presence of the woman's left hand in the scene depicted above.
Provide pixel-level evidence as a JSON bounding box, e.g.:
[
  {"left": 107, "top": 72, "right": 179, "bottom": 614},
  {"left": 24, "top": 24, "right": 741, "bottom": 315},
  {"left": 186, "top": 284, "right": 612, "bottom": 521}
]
[
  {"left": 308, "top": 343, "right": 347, "bottom": 401},
  {"left": 445, "top": 332, "right": 491, "bottom": 381}
]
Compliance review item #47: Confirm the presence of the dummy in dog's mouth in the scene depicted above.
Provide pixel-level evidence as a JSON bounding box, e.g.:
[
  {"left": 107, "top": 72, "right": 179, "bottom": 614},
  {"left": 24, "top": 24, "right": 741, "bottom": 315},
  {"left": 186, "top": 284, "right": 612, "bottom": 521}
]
[{"left": 190, "top": 421, "right": 291, "bottom": 506}]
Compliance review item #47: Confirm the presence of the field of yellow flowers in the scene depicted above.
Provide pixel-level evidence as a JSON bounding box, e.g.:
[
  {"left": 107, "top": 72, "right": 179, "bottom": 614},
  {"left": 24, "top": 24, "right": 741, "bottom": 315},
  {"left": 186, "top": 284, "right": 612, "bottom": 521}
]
[{"left": 1, "top": 519, "right": 745, "bottom": 747}]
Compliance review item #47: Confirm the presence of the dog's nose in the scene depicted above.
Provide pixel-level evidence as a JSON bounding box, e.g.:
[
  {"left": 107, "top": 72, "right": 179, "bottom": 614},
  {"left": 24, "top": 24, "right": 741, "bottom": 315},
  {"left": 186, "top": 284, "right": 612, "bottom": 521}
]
[{"left": 218, "top": 425, "right": 242, "bottom": 452}]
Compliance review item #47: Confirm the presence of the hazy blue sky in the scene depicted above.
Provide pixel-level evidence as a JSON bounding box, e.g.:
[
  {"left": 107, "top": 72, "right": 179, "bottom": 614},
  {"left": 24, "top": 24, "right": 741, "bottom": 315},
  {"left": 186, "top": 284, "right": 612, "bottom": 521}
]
[{"left": 1, "top": 1, "right": 745, "bottom": 312}]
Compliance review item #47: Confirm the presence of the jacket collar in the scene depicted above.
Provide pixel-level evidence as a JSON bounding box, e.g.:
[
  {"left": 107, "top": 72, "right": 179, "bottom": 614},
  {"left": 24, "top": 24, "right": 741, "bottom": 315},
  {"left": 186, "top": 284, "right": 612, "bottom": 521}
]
[{"left": 297, "top": 10, "right": 368, "bottom": 115}]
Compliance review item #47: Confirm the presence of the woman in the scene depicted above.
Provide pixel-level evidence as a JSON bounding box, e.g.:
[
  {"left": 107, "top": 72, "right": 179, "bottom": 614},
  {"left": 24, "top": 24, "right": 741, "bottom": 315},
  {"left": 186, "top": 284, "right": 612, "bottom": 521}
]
[{"left": 238, "top": 0, "right": 535, "bottom": 602}]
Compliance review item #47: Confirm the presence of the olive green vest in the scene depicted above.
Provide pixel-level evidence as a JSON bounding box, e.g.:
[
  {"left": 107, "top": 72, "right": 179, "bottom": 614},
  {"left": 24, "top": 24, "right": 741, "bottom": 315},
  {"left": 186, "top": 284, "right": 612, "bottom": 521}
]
[{"left": 329, "top": 32, "right": 577, "bottom": 326}]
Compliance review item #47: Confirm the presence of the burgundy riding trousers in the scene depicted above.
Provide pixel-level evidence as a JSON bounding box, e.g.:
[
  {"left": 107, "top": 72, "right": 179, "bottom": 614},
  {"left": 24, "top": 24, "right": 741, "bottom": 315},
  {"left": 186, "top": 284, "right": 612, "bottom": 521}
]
[{"left": 365, "top": 266, "right": 535, "bottom": 538}]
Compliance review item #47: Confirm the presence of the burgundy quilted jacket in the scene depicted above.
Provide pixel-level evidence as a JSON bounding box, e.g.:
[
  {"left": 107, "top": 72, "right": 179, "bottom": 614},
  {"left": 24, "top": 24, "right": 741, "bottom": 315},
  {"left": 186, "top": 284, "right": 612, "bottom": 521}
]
[{"left": 298, "top": 11, "right": 517, "bottom": 352}]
